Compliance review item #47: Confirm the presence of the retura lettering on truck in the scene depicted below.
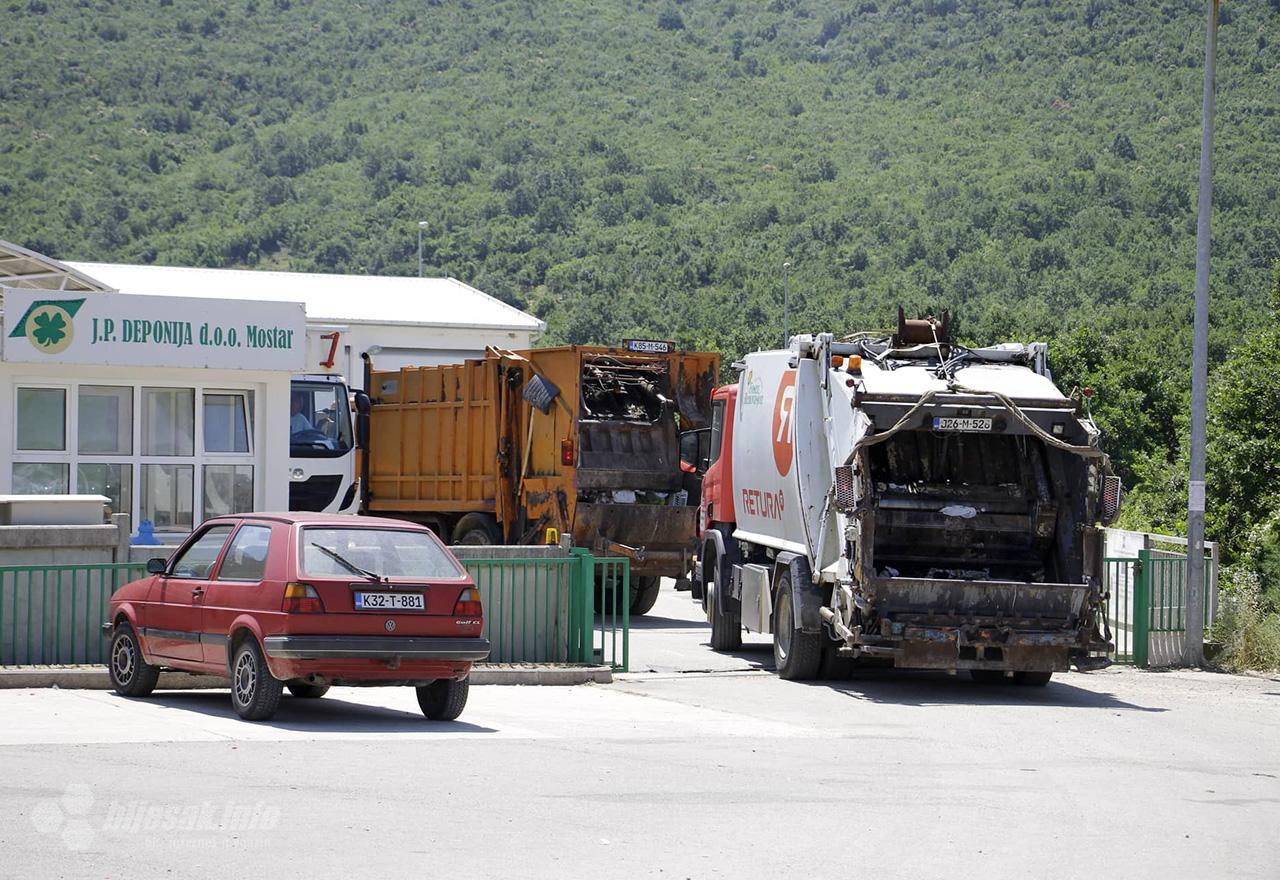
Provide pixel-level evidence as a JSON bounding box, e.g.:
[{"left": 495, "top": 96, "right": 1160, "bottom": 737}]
[{"left": 686, "top": 309, "right": 1121, "bottom": 684}]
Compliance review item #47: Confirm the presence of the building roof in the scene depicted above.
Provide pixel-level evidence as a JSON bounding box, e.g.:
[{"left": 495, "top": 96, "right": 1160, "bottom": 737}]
[
  {"left": 0, "top": 241, "right": 108, "bottom": 292},
  {"left": 65, "top": 261, "right": 545, "bottom": 333}
]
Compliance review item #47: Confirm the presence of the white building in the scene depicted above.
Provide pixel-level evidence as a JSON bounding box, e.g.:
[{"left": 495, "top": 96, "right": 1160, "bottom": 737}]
[
  {"left": 67, "top": 260, "right": 545, "bottom": 389},
  {"left": 0, "top": 241, "right": 544, "bottom": 533}
]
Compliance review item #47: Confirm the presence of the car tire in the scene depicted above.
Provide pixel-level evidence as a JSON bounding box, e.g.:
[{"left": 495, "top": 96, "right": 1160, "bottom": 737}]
[
  {"left": 287, "top": 683, "right": 330, "bottom": 699},
  {"left": 1016, "top": 671, "right": 1053, "bottom": 687},
  {"left": 417, "top": 677, "right": 469, "bottom": 721},
  {"left": 230, "top": 637, "right": 284, "bottom": 721},
  {"left": 629, "top": 576, "right": 661, "bottom": 616},
  {"left": 773, "top": 572, "right": 822, "bottom": 681},
  {"left": 707, "top": 555, "right": 742, "bottom": 652},
  {"left": 108, "top": 622, "right": 160, "bottom": 698},
  {"left": 452, "top": 514, "right": 500, "bottom": 546}
]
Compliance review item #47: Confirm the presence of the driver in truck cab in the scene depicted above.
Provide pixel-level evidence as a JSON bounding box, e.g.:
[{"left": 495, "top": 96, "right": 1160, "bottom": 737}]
[{"left": 290, "top": 392, "right": 314, "bottom": 437}]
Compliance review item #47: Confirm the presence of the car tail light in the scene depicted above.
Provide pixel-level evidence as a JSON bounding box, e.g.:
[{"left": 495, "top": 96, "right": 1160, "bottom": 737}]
[
  {"left": 282, "top": 582, "right": 324, "bottom": 613},
  {"left": 453, "top": 586, "right": 482, "bottom": 617},
  {"left": 561, "top": 439, "right": 575, "bottom": 466}
]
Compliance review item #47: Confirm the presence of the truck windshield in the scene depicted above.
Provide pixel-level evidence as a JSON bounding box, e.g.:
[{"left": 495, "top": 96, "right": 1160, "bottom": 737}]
[
  {"left": 300, "top": 528, "right": 466, "bottom": 579},
  {"left": 290, "top": 381, "right": 353, "bottom": 458}
]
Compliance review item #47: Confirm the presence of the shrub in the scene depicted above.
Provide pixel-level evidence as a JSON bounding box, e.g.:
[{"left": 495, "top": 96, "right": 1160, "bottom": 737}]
[{"left": 1210, "top": 566, "right": 1280, "bottom": 673}]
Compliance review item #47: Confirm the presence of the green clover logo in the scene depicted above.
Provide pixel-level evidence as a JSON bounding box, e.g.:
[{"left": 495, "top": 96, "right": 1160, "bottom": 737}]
[
  {"left": 31, "top": 309, "right": 68, "bottom": 348},
  {"left": 20, "top": 304, "right": 76, "bottom": 354}
]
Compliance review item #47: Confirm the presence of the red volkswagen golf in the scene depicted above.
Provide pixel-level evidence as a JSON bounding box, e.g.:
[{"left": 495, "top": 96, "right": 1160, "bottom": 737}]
[{"left": 104, "top": 514, "right": 489, "bottom": 722}]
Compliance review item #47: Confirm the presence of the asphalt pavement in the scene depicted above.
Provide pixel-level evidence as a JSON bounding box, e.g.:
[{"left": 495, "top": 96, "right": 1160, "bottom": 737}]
[{"left": 2, "top": 583, "right": 1278, "bottom": 879}]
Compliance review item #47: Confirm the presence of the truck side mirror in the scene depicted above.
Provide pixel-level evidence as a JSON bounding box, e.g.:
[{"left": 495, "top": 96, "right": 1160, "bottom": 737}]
[
  {"left": 679, "top": 429, "right": 710, "bottom": 475},
  {"left": 354, "top": 390, "right": 372, "bottom": 449}
]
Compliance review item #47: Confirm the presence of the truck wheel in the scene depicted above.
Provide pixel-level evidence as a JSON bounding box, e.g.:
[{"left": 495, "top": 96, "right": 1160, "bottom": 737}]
[
  {"left": 819, "top": 636, "right": 855, "bottom": 680},
  {"left": 773, "top": 572, "right": 822, "bottom": 681},
  {"left": 969, "top": 670, "right": 1010, "bottom": 684},
  {"left": 707, "top": 555, "right": 741, "bottom": 651},
  {"left": 1016, "top": 671, "right": 1053, "bottom": 687},
  {"left": 629, "top": 576, "right": 661, "bottom": 616},
  {"left": 452, "top": 514, "right": 500, "bottom": 546}
]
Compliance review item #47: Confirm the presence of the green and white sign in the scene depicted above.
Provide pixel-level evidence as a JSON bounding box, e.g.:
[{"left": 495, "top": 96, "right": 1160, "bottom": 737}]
[{"left": 1, "top": 289, "right": 305, "bottom": 371}]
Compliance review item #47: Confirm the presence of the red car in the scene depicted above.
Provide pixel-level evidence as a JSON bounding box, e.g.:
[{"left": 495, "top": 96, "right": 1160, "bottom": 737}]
[{"left": 104, "top": 513, "right": 490, "bottom": 722}]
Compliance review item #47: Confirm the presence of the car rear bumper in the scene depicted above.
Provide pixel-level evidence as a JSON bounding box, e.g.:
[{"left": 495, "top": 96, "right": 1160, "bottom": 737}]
[{"left": 262, "top": 635, "right": 491, "bottom": 661}]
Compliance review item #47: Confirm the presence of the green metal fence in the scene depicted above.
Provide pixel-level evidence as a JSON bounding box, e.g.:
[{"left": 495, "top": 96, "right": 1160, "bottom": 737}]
[
  {"left": 583, "top": 551, "right": 630, "bottom": 673},
  {"left": 0, "top": 563, "right": 146, "bottom": 666},
  {"left": 1104, "top": 549, "right": 1214, "bottom": 668},
  {"left": 0, "top": 552, "right": 629, "bottom": 671}
]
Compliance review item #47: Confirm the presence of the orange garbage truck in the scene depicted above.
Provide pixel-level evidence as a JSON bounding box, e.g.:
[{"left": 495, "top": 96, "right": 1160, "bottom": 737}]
[{"left": 359, "top": 344, "right": 720, "bottom": 615}]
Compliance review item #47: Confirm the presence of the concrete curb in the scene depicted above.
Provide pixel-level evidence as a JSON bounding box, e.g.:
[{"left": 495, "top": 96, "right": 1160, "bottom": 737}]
[
  {"left": 0, "top": 664, "right": 611, "bottom": 689},
  {"left": 470, "top": 665, "right": 613, "bottom": 685}
]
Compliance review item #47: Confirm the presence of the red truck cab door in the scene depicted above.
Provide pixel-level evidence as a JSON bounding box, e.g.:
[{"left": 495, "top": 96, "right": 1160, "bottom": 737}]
[{"left": 700, "top": 385, "right": 737, "bottom": 531}]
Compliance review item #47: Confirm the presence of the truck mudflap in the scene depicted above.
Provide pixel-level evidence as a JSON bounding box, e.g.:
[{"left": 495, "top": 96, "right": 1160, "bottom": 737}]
[
  {"left": 855, "top": 576, "right": 1104, "bottom": 672},
  {"left": 573, "top": 502, "right": 696, "bottom": 577}
]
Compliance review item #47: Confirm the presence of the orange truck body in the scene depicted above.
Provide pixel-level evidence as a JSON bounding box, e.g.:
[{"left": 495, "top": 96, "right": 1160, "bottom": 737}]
[{"left": 362, "top": 345, "right": 720, "bottom": 580}]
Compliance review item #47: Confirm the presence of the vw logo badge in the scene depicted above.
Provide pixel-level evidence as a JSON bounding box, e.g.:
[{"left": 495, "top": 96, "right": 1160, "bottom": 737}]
[{"left": 384, "top": 619, "right": 397, "bottom": 632}]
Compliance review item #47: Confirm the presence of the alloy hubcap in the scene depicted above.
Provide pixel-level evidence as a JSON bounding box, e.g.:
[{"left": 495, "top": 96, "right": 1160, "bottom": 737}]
[
  {"left": 233, "top": 651, "right": 257, "bottom": 705},
  {"left": 112, "top": 635, "right": 135, "bottom": 683}
]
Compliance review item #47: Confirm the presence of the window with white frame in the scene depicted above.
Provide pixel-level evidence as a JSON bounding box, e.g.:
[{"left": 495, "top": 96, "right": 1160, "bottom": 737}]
[{"left": 11, "top": 381, "right": 259, "bottom": 531}]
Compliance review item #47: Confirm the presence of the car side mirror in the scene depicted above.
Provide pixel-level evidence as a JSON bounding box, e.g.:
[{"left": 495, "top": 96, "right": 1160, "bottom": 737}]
[{"left": 146, "top": 557, "right": 167, "bottom": 575}]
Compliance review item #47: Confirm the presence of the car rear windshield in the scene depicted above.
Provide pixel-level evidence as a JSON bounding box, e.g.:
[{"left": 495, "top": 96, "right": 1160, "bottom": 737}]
[{"left": 300, "top": 527, "right": 466, "bottom": 580}]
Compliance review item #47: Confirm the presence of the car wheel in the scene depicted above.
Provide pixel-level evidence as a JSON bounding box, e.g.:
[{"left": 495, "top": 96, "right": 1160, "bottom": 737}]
[
  {"left": 1016, "top": 671, "right": 1053, "bottom": 687},
  {"left": 629, "top": 576, "right": 661, "bottom": 616},
  {"left": 773, "top": 572, "right": 822, "bottom": 681},
  {"left": 230, "top": 637, "right": 284, "bottom": 721},
  {"left": 287, "top": 683, "right": 330, "bottom": 699},
  {"left": 108, "top": 622, "right": 160, "bottom": 697},
  {"left": 707, "top": 555, "right": 741, "bottom": 652},
  {"left": 416, "top": 677, "right": 469, "bottom": 721}
]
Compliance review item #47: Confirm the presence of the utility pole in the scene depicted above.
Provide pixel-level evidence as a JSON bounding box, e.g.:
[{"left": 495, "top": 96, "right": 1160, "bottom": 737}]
[
  {"left": 1185, "top": 0, "right": 1218, "bottom": 666},
  {"left": 782, "top": 260, "right": 791, "bottom": 348},
  {"left": 417, "top": 220, "right": 428, "bottom": 278}
]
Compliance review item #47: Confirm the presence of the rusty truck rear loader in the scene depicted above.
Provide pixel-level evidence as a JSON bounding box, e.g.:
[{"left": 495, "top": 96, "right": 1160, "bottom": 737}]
[
  {"left": 363, "top": 344, "right": 719, "bottom": 615},
  {"left": 693, "top": 313, "right": 1117, "bottom": 682}
]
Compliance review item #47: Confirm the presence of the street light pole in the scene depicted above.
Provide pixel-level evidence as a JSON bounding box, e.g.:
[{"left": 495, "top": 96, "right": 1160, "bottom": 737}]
[
  {"left": 417, "top": 220, "right": 428, "bottom": 278},
  {"left": 782, "top": 260, "right": 791, "bottom": 348},
  {"left": 1185, "top": 0, "right": 1218, "bottom": 666}
]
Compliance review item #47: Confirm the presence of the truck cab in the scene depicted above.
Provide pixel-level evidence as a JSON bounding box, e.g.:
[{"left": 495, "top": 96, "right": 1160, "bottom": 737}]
[{"left": 288, "top": 374, "right": 360, "bottom": 514}]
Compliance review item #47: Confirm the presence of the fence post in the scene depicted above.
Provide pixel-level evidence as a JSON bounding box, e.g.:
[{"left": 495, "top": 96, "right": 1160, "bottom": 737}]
[
  {"left": 1134, "top": 549, "right": 1151, "bottom": 668},
  {"left": 569, "top": 548, "right": 594, "bottom": 664}
]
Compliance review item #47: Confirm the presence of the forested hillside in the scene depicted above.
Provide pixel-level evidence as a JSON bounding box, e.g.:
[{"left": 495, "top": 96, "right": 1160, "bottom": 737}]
[{"left": 3, "top": 0, "right": 1280, "bottom": 568}]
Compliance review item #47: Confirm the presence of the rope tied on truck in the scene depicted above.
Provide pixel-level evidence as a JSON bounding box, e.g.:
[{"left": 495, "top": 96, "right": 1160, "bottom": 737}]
[{"left": 842, "top": 384, "right": 1107, "bottom": 467}]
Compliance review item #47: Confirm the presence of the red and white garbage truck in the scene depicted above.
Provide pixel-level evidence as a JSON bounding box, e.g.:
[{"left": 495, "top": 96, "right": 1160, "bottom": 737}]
[{"left": 684, "top": 313, "right": 1119, "bottom": 683}]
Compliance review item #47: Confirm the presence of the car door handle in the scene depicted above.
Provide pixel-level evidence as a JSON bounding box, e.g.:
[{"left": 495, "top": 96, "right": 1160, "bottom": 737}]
[{"left": 191, "top": 588, "right": 205, "bottom": 598}]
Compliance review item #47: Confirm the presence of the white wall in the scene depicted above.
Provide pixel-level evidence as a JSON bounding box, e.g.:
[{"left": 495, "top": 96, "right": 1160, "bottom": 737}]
[{"left": 304, "top": 322, "right": 537, "bottom": 390}]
